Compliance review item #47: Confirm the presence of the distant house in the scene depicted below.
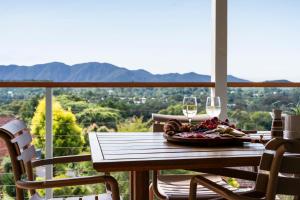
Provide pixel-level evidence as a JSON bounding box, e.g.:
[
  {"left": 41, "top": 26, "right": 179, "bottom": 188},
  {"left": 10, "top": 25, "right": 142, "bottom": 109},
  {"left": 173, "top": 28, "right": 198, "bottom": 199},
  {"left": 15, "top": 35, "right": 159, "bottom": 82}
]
[{"left": 0, "top": 116, "right": 15, "bottom": 158}]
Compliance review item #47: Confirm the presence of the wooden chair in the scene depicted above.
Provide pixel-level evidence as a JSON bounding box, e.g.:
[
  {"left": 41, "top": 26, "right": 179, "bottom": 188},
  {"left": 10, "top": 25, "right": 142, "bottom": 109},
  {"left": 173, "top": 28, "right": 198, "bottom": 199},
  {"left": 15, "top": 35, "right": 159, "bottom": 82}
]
[
  {"left": 150, "top": 114, "right": 255, "bottom": 200},
  {"left": 189, "top": 138, "right": 300, "bottom": 200},
  {"left": 0, "top": 119, "right": 120, "bottom": 200}
]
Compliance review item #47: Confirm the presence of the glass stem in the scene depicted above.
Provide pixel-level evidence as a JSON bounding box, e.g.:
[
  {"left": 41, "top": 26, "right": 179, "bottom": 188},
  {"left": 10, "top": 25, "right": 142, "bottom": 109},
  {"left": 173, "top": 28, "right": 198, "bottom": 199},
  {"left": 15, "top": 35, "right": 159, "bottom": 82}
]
[{"left": 189, "top": 118, "right": 192, "bottom": 125}]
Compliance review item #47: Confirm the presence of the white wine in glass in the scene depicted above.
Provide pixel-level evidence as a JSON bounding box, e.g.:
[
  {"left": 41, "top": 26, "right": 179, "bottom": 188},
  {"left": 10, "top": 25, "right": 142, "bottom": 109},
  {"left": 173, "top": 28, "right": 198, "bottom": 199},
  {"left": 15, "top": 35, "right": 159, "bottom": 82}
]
[
  {"left": 206, "top": 96, "right": 221, "bottom": 118},
  {"left": 182, "top": 96, "right": 197, "bottom": 124}
]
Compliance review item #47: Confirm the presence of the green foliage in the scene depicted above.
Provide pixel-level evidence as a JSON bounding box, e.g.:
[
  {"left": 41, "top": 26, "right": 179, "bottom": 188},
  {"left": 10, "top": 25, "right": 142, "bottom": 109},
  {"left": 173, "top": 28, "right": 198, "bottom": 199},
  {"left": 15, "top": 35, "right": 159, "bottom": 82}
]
[
  {"left": 158, "top": 104, "right": 183, "bottom": 115},
  {"left": 117, "top": 117, "right": 150, "bottom": 132},
  {"left": 229, "top": 110, "right": 272, "bottom": 131},
  {"left": 288, "top": 102, "right": 300, "bottom": 115},
  {"left": 1, "top": 157, "right": 12, "bottom": 173},
  {"left": 31, "top": 98, "right": 84, "bottom": 156},
  {"left": 19, "top": 95, "right": 40, "bottom": 123},
  {"left": 76, "top": 106, "right": 120, "bottom": 129},
  {"left": 0, "top": 157, "right": 15, "bottom": 198},
  {"left": 85, "top": 123, "right": 113, "bottom": 133},
  {"left": 56, "top": 95, "right": 90, "bottom": 113},
  {"left": 0, "top": 95, "right": 40, "bottom": 123},
  {"left": 249, "top": 111, "right": 272, "bottom": 130}
]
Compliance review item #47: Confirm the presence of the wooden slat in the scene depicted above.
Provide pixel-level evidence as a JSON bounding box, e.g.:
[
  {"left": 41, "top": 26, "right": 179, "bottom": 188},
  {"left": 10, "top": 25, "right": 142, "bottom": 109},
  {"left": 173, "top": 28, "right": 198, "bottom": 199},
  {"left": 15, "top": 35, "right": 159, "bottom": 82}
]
[
  {"left": 11, "top": 130, "right": 32, "bottom": 149},
  {"left": 18, "top": 145, "right": 36, "bottom": 163},
  {"left": 103, "top": 151, "right": 263, "bottom": 160},
  {"left": 95, "top": 132, "right": 160, "bottom": 136},
  {"left": 260, "top": 152, "right": 300, "bottom": 174},
  {"left": 98, "top": 139, "right": 165, "bottom": 143},
  {"left": 153, "top": 123, "right": 164, "bottom": 132},
  {"left": 101, "top": 147, "right": 264, "bottom": 156},
  {"left": 256, "top": 174, "right": 300, "bottom": 195},
  {"left": 280, "top": 156, "right": 300, "bottom": 173},
  {"left": 1, "top": 119, "right": 26, "bottom": 135},
  {"left": 277, "top": 177, "right": 300, "bottom": 195},
  {"left": 259, "top": 152, "right": 274, "bottom": 171},
  {"left": 99, "top": 142, "right": 263, "bottom": 149},
  {"left": 98, "top": 136, "right": 164, "bottom": 140},
  {"left": 88, "top": 133, "right": 104, "bottom": 165}
]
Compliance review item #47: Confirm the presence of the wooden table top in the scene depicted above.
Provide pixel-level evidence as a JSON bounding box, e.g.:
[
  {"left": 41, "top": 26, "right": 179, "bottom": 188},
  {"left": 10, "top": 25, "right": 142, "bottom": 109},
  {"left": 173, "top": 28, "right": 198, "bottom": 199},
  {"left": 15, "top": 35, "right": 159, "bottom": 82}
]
[{"left": 89, "top": 132, "right": 267, "bottom": 172}]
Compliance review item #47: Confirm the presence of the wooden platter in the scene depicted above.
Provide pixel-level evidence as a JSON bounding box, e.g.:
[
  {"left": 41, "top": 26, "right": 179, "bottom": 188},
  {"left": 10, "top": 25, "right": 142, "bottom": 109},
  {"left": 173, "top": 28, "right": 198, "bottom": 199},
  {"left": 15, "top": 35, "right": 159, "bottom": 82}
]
[{"left": 163, "top": 133, "right": 264, "bottom": 146}]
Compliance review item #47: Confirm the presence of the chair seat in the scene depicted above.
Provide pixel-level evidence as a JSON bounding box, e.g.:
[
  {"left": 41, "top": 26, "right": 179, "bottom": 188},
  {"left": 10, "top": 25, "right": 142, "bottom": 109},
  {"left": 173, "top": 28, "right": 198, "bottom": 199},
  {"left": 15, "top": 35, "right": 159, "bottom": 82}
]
[
  {"left": 157, "top": 174, "right": 252, "bottom": 200},
  {"left": 32, "top": 193, "right": 118, "bottom": 200}
]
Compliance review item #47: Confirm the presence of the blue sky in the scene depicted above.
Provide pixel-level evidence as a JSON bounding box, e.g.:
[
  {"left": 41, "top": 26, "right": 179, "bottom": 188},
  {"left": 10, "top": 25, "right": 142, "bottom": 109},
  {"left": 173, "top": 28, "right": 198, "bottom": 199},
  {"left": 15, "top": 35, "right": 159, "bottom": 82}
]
[{"left": 0, "top": 0, "right": 299, "bottom": 81}]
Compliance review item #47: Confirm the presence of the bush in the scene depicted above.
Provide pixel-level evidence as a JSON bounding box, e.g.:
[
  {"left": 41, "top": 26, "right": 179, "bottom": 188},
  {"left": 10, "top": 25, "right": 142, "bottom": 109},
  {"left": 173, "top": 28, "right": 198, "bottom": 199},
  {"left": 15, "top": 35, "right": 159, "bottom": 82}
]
[
  {"left": 76, "top": 106, "right": 120, "bottom": 129},
  {"left": 158, "top": 104, "right": 183, "bottom": 115},
  {"left": 0, "top": 157, "right": 15, "bottom": 198},
  {"left": 117, "top": 117, "right": 150, "bottom": 132},
  {"left": 31, "top": 98, "right": 84, "bottom": 156}
]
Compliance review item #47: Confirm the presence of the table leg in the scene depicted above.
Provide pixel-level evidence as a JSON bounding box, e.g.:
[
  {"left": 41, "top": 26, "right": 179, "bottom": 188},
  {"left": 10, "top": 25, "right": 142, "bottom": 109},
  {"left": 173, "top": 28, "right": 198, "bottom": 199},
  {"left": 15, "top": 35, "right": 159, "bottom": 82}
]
[
  {"left": 132, "top": 171, "right": 149, "bottom": 200},
  {"left": 130, "top": 172, "right": 134, "bottom": 200}
]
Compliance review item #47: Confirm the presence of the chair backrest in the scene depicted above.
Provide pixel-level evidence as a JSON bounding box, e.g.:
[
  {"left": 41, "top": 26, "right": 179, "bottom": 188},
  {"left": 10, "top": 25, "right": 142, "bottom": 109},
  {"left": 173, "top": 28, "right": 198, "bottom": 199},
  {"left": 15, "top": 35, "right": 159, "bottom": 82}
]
[
  {"left": 0, "top": 119, "right": 36, "bottom": 197},
  {"left": 255, "top": 138, "right": 300, "bottom": 199},
  {"left": 152, "top": 113, "right": 209, "bottom": 132}
]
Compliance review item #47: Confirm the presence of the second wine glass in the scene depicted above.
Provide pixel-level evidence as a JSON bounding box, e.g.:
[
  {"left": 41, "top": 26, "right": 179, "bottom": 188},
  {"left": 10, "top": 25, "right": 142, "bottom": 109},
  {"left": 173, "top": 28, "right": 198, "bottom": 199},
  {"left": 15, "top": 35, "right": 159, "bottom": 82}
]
[
  {"left": 182, "top": 96, "right": 197, "bottom": 124},
  {"left": 206, "top": 96, "right": 221, "bottom": 118}
]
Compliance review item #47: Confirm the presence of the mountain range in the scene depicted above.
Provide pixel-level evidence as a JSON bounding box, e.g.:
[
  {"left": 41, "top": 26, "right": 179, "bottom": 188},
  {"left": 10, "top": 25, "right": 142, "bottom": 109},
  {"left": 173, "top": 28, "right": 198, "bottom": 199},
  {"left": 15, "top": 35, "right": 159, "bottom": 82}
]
[{"left": 0, "top": 62, "right": 249, "bottom": 82}]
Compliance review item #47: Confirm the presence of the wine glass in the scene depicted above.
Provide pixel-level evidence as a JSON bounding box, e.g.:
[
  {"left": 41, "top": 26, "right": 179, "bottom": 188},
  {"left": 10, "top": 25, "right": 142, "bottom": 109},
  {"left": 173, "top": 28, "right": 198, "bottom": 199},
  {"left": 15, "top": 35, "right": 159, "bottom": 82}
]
[
  {"left": 206, "top": 96, "right": 221, "bottom": 118},
  {"left": 182, "top": 96, "right": 197, "bottom": 124}
]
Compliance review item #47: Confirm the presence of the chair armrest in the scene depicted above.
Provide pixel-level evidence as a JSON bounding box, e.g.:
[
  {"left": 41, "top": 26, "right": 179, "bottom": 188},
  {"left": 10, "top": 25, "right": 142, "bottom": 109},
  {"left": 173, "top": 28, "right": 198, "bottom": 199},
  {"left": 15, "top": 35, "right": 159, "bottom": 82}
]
[
  {"left": 32, "top": 154, "right": 91, "bottom": 167},
  {"left": 16, "top": 175, "right": 112, "bottom": 189},
  {"left": 189, "top": 168, "right": 258, "bottom": 181},
  {"left": 17, "top": 175, "right": 120, "bottom": 200},
  {"left": 189, "top": 175, "right": 257, "bottom": 200}
]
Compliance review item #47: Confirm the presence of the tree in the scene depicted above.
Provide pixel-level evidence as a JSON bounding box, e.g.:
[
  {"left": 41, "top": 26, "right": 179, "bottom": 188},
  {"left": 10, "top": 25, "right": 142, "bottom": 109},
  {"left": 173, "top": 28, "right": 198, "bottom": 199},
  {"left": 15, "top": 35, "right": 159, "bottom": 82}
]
[
  {"left": 117, "top": 117, "right": 150, "bottom": 132},
  {"left": 19, "top": 95, "right": 40, "bottom": 123},
  {"left": 31, "top": 98, "right": 84, "bottom": 156},
  {"left": 158, "top": 104, "right": 183, "bottom": 115},
  {"left": 76, "top": 106, "right": 120, "bottom": 129},
  {"left": 250, "top": 111, "right": 272, "bottom": 131}
]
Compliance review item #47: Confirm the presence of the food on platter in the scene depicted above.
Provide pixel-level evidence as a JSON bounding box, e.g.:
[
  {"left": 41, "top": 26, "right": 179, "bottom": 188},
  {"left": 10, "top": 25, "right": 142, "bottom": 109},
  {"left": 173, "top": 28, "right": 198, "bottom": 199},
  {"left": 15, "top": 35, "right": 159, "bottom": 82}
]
[{"left": 163, "top": 117, "right": 246, "bottom": 139}]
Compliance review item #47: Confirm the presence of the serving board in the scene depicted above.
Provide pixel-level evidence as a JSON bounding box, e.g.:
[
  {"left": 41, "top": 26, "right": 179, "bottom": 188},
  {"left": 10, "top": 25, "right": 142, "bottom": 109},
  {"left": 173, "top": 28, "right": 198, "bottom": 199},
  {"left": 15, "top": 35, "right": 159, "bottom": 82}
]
[{"left": 163, "top": 133, "right": 265, "bottom": 146}]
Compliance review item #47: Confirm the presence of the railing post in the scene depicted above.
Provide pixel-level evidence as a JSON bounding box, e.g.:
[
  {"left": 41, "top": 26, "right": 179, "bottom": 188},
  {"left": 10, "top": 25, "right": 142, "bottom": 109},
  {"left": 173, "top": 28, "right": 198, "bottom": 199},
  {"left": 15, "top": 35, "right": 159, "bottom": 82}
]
[
  {"left": 211, "top": 0, "right": 228, "bottom": 120},
  {"left": 45, "top": 88, "right": 53, "bottom": 199}
]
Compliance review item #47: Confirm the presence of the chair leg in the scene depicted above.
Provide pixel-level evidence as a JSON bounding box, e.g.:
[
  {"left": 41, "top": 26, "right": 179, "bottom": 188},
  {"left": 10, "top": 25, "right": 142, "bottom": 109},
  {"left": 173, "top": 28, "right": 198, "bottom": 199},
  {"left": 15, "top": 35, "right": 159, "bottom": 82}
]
[
  {"left": 105, "top": 176, "right": 120, "bottom": 200},
  {"left": 189, "top": 177, "right": 198, "bottom": 200},
  {"left": 149, "top": 183, "right": 154, "bottom": 200},
  {"left": 16, "top": 188, "right": 24, "bottom": 200}
]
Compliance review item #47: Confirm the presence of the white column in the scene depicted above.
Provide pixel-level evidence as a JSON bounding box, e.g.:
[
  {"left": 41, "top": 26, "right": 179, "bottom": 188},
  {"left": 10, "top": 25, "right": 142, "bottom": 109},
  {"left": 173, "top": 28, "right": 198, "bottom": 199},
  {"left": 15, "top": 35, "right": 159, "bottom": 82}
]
[
  {"left": 211, "top": 0, "right": 228, "bottom": 120},
  {"left": 45, "top": 88, "right": 53, "bottom": 199}
]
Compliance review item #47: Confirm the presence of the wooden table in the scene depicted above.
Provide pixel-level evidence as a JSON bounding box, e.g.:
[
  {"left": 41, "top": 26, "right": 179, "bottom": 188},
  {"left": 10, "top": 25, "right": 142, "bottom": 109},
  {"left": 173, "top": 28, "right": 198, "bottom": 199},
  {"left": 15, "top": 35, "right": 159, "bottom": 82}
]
[{"left": 89, "top": 132, "right": 266, "bottom": 200}]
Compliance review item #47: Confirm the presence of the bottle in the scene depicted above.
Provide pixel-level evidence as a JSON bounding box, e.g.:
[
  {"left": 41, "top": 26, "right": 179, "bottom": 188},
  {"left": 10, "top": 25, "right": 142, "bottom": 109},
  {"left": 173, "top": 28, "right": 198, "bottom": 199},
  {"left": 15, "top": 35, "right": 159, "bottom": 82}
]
[{"left": 271, "top": 109, "right": 283, "bottom": 138}]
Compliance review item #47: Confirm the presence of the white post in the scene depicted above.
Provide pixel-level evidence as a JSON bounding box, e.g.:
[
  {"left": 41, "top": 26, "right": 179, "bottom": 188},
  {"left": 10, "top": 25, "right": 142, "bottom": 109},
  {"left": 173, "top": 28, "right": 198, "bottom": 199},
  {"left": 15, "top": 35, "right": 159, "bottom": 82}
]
[
  {"left": 45, "top": 88, "right": 53, "bottom": 199},
  {"left": 211, "top": 0, "right": 228, "bottom": 120}
]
